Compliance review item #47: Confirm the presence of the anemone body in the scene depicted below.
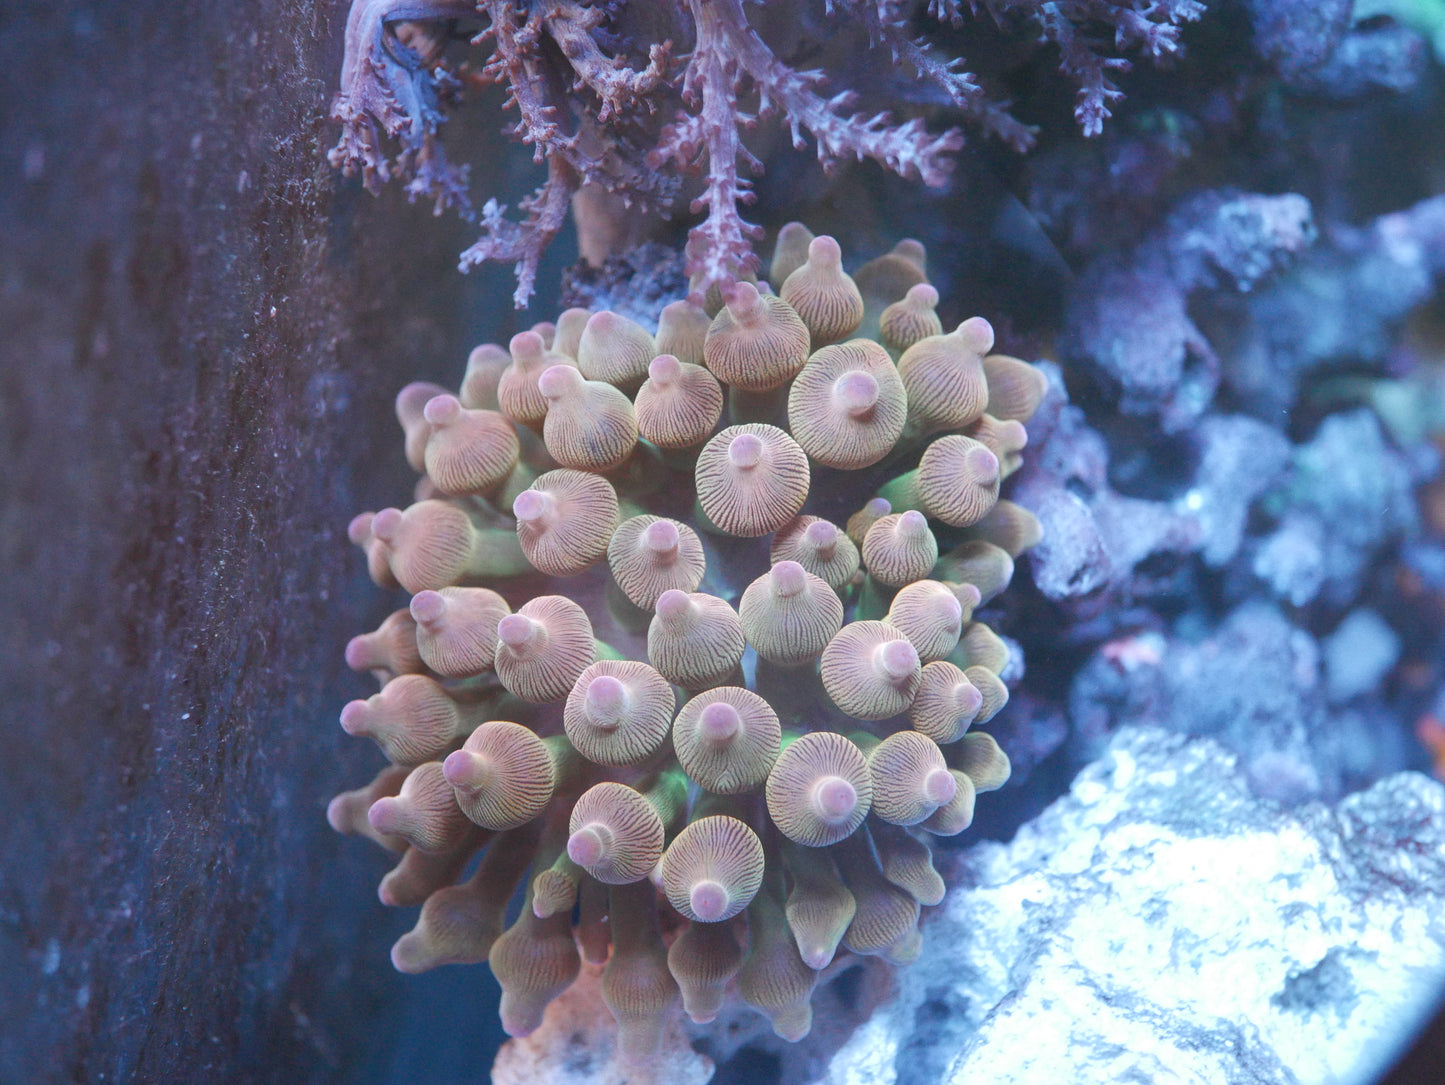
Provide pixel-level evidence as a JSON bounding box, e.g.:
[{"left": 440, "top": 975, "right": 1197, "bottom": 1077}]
[{"left": 330, "top": 228, "right": 1042, "bottom": 1053}]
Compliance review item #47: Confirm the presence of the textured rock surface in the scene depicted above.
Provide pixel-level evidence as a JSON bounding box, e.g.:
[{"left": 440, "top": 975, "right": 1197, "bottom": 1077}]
[
  {"left": 1062, "top": 191, "right": 1315, "bottom": 431},
  {"left": 1072, "top": 601, "right": 1338, "bottom": 802},
  {"left": 812, "top": 727, "right": 1445, "bottom": 1085},
  {"left": 1257, "top": 410, "right": 1418, "bottom": 607},
  {"left": 1012, "top": 363, "right": 1202, "bottom": 617},
  {"left": 0, "top": 2, "right": 539, "bottom": 1080}
]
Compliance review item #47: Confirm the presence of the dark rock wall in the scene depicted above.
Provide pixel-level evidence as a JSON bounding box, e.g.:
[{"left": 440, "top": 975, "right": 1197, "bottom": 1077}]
[{"left": 0, "top": 3, "right": 547, "bottom": 1080}]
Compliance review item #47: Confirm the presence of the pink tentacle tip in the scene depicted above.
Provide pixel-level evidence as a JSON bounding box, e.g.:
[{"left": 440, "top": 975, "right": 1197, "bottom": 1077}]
[
  {"left": 343, "top": 635, "right": 372, "bottom": 671},
  {"left": 496, "top": 613, "right": 535, "bottom": 649},
  {"left": 347, "top": 512, "right": 375, "bottom": 546},
  {"left": 814, "top": 776, "right": 858, "bottom": 821},
  {"left": 396, "top": 381, "right": 442, "bottom": 420},
  {"left": 442, "top": 748, "right": 480, "bottom": 789},
  {"left": 770, "top": 560, "right": 808, "bottom": 597},
  {"left": 924, "top": 768, "right": 958, "bottom": 806},
  {"left": 339, "top": 700, "right": 370, "bottom": 736},
  {"left": 968, "top": 445, "right": 1000, "bottom": 482},
  {"left": 898, "top": 510, "right": 929, "bottom": 535},
  {"left": 643, "top": 519, "right": 680, "bottom": 553},
  {"left": 654, "top": 589, "right": 691, "bottom": 623},
  {"left": 938, "top": 592, "right": 964, "bottom": 623},
  {"left": 509, "top": 329, "right": 545, "bottom": 357},
  {"left": 536, "top": 363, "right": 579, "bottom": 399},
  {"left": 879, "top": 639, "right": 920, "bottom": 680},
  {"left": 808, "top": 235, "right": 843, "bottom": 265},
  {"left": 501, "top": 1012, "right": 538, "bottom": 1039},
  {"left": 801, "top": 944, "right": 833, "bottom": 970},
  {"left": 408, "top": 590, "right": 447, "bottom": 627},
  {"left": 389, "top": 942, "right": 418, "bottom": 974},
  {"left": 805, "top": 519, "right": 839, "bottom": 550},
  {"left": 955, "top": 682, "right": 984, "bottom": 716},
  {"left": 422, "top": 393, "right": 462, "bottom": 425},
  {"left": 648, "top": 353, "right": 683, "bottom": 384},
  {"left": 690, "top": 881, "right": 731, "bottom": 923},
  {"left": 721, "top": 280, "right": 761, "bottom": 317},
  {"left": 370, "top": 507, "right": 403, "bottom": 541},
  {"left": 367, "top": 796, "right": 401, "bottom": 834},
  {"left": 907, "top": 283, "right": 939, "bottom": 306},
  {"left": 584, "top": 674, "right": 628, "bottom": 722},
  {"left": 728, "top": 433, "right": 764, "bottom": 469},
  {"left": 567, "top": 825, "right": 607, "bottom": 868},
  {"left": 835, "top": 370, "right": 880, "bottom": 415},
  {"left": 511, "top": 488, "right": 550, "bottom": 524},
  {"left": 957, "top": 316, "right": 994, "bottom": 353},
  {"left": 699, "top": 702, "right": 742, "bottom": 743},
  {"left": 324, "top": 795, "right": 348, "bottom": 833}
]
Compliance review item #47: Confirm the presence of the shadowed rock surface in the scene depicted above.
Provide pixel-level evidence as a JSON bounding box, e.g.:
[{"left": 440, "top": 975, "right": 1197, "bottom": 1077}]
[{"left": 0, "top": 2, "right": 549, "bottom": 1080}]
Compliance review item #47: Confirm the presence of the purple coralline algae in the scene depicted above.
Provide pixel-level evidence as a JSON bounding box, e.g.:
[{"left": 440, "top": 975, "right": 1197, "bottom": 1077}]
[
  {"left": 1062, "top": 190, "right": 1315, "bottom": 431},
  {"left": 1252, "top": 409, "right": 1419, "bottom": 607},
  {"left": 1218, "top": 196, "right": 1445, "bottom": 417}
]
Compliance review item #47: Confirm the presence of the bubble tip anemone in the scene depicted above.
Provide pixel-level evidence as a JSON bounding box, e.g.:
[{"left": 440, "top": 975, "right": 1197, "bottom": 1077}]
[{"left": 328, "top": 227, "right": 1039, "bottom": 1055}]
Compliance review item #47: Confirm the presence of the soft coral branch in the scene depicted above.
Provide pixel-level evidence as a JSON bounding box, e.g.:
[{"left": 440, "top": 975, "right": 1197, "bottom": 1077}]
[
  {"left": 937, "top": 0, "right": 1205, "bottom": 138},
  {"left": 329, "top": 0, "right": 477, "bottom": 211},
  {"left": 467, "top": 1, "right": 680, "bottom": 304},
  {"left": 704, "top": 0, "right": 962, "bottom": 183},
  {"left": 836, "top": 0, "right": 1036, "bottom": 151},
  {"left": 656, "top": 0, "right": 964, "bottom": 290},
  {"left": 459, "top": 158, "right": 579, "bottom": 307},
  {"left": 328, "top": 0, "right": 1212, "bottom": 304},
  {"left": 542, "top": 4, "right": 672, "bottom": 122}
]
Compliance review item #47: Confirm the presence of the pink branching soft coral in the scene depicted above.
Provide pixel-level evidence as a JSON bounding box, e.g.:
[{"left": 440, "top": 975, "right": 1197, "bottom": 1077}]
[
  {"left": 928, "top": 0, "right": 1209, "bottom": 136},
  {"left": 329, "top": 0, "right": 1207, "bottom": 306}
]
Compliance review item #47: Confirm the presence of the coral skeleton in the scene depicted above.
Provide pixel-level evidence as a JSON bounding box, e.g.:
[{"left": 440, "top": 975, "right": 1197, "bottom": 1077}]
[
  {"left": 332, "top": 227, "right": 1044, "bottom": 1055},
  {"left": 329, "top": 0, "right": 1208, "bottom": 304}
]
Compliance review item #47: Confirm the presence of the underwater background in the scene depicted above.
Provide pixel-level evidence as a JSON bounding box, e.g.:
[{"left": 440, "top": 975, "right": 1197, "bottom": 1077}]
[{"left": 3, "top": 1, "right": 1445, "bottom": 1082}]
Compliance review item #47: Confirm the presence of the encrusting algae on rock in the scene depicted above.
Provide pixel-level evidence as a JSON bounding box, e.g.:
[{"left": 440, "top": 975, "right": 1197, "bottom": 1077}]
[{"left": 331, "top": 227, "right": 1047, "bottom": 1062}]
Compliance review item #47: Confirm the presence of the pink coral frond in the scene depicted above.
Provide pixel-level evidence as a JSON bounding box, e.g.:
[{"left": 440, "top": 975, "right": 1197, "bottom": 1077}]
[
  {"left": 479, "top": 1, "right": 583, "bottom": 162},
  {"left": 928, "top": 0, "right": 968, "bottom": 24},
  {"left": 542, "top": 5, "right": 672, "bottom": 122},
  {"left": 459, "top": 159, "right": 579, "bottom": 308},
  {"left": 655, "top": 6, "right": 764, "bottom": 291},
  {"left": 328, "top": 0, "right": 1210, "bottom": 303},
  {"left": 667, "top": 0, "right": 963, "bottom": 288},
  {"left": 401, "top": 131, "right": 474, "bottom": 215},
  {"left": 694, "top": 0, "right": 964, "bottom": 185},
  {"left": 329, "top": 0, "right": 479, "bottom": 193},
  {"left": 1040, "top": 6, "right": 1131, "bottom": 138},
  {"left": 940, "top": 0, "right": 1203, "bottom": 138}
]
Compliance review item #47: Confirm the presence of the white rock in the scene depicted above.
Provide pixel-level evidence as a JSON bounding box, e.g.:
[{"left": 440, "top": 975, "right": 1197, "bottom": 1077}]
[{"left": 813, "top": 726, "right": 1445, "bottom": 1085}]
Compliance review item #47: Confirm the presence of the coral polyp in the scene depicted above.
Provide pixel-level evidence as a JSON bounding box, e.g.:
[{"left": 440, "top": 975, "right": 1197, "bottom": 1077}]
[{"left": 333, "top": 227, "right": 1043, "bottom": 1057}]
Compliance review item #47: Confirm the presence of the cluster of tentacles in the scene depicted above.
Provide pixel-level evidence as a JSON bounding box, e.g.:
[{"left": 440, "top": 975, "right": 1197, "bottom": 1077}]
[{"left": 331, "top": 225, "right": 1046, "bottom": 1059}]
